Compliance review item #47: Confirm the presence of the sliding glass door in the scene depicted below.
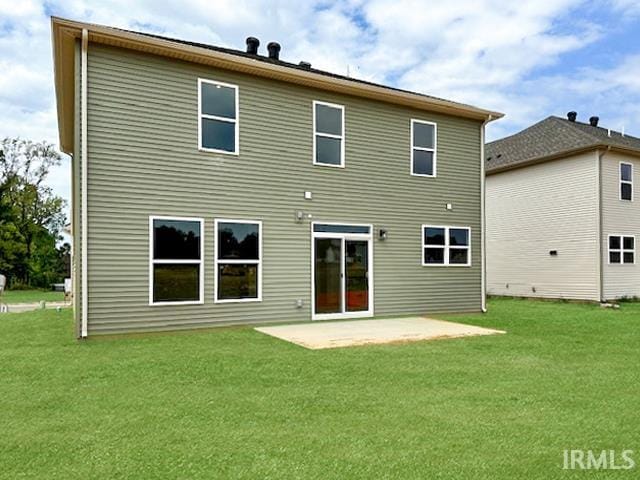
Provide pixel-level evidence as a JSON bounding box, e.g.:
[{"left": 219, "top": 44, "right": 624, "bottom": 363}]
[
  {"left": 312, "top": 223, "right": 373, "bottom": 320},
  {"left": 345, "top": 240, "right": 368, "bottom": 312},
  {"left": 314, "top": 238, "right": 342, "bottom": 314}
]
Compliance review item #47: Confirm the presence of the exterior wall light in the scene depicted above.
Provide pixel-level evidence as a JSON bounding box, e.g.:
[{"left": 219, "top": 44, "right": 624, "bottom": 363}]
[{"left": 379, "top": 228, "right": 388, "bottom": 241}]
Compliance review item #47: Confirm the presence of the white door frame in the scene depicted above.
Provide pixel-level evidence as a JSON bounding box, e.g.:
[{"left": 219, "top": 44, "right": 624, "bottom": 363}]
[{"left": 311, "top": 221, "right": 374, "bottom": 321}]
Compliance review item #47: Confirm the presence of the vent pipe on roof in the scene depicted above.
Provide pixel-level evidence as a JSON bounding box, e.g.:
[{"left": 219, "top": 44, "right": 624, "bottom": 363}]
[
  {"left": 299, "top": 61, "right": 312, "bottom": 70},
  {"left": 567, "top": 111, "right": 577, "bottom": 122},
  {"left": 267, "top": 42, "right": 281, "bottom": 60},
  {"left": 246, "top": 37, "right": 260, "bottom": 55},
  {"left": 589, "top": 116, "right": 599, "bottom": 127}
]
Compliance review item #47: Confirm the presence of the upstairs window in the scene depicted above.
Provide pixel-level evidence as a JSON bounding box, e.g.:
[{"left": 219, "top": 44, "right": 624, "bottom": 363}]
[
  {"left": 313, "top": 101, "right": 344, "bottom": 167},
  {"left": 609, "top": 235, "right": 635, "bottom": 264},
  {"left": 198, "top": 79, "right": 238, "bottom": 154},
  {"left": 423, "top": 225, "right": 470, "bottom": 266},
  {"left": 215, "top": 220, "right": 262, "bottom": 302},
  {"left": 620, "top": 162, "right": 633, "bottom": 201},
  {"left": 411, "top": 120, "right": 437, "bottom": 176},
  {"left": 150, "top": 217, "right": 203, "bottom": 305}
]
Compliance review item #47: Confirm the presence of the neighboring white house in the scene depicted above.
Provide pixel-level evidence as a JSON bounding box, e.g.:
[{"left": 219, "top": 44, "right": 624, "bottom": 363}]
[{"left": 486, "top": 112, "right": 640, "bottom": 301}]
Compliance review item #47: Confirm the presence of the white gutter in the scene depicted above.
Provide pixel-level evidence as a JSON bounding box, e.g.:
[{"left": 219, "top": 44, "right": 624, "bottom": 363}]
[
  {"left": 80, "top": 28, "right": 88, "bottom": 338},
  {"left": 481, "top": 115, "right": 492, "bottom": 313},
  {"left": 596, "top": 146, "right": 610, "bottom": 303}
]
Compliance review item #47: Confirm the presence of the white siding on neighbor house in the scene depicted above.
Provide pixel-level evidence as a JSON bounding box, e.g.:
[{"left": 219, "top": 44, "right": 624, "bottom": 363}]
[
  {"left": 486, "top": 151, "right": 600, "bottom": 300},
  {"left": 602, "top": 151, "right": 640, "bottom": 299}
]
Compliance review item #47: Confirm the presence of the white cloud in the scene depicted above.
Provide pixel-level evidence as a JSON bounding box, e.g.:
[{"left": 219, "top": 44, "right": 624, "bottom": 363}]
[{"left": 1, "top": 0, "right": 639, "bottom": 214}]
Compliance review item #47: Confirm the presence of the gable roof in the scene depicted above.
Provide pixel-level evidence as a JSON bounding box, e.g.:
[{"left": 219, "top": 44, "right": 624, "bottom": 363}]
[
  {"left": 486, "top": 116, "right": 640, "bottom": 174},
  {"left": 52, "top": 17, "right": 502, "bottom": 154}
]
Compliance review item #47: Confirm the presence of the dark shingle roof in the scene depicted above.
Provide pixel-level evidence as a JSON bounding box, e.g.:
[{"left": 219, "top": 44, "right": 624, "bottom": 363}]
[
  {"left": 486, "top": 116, "right": 640, "bottom": 173},
  {"left": 124, "top": 29, "right": 489, "bottom": 114}
]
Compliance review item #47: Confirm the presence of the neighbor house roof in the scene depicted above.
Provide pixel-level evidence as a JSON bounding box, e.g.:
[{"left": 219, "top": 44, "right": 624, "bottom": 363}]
[
  {"left": 486, "top": 116, "right": 640, "bottom": 174},
  {"left": 51, "top": 17, "right": 503, "bottom": 154}
]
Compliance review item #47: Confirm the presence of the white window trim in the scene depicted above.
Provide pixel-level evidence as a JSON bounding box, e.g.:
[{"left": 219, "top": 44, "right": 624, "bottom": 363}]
[
  {"left": 312, "top": 100, "right": 345, "bottom": 168},
  {"left": 411, "top": 119, "right": 437, "bottom": 178},
  {"left": 620, "top": 162, "right": 633, "bottom": 201},
  {"left": 149, "top": 215, "right": 205, "bottom": 306},
  {"left": 198, "top": 78, "right": 239, "bottom": 155},
  {"left": 214, "top": 218, "right": 263, "bottom": 303},
  {"left": 422, "top": 225, "right": 471, "bottom": 267},
  {"left": 607, "top": 234, "right": 636, "bottom": 265}
]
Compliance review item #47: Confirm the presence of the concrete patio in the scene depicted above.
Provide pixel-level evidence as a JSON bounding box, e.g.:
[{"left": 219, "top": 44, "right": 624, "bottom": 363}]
[{"left": 255, "top": 316, "right": 505, "bottom": 349}]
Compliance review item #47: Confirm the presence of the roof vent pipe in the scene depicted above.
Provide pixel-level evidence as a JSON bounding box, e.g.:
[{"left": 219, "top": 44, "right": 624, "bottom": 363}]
[
  {"left": 589, "top": 116, "right": 599, "bottom": 127},
  {"left": 299, "top": 61, "right": 312, "bottom": 70},
  {"left": 567, "top": 111, "right": 577, "bottom": 122},
  {"left": 267, "top": 42, "right": 281, "bottom": 60},
  {"left": 246, "top": 37, "right": 260, "bottom": 55}
]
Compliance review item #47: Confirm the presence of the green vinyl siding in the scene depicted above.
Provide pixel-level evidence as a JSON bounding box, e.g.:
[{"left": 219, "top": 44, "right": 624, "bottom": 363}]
[{"left": 82, "top": 43, "right": 483, "bottom": 335}]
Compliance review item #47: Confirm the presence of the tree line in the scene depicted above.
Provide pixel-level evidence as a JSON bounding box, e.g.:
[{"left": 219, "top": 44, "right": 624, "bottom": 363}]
[{"left": 0, "top": 138, "right": 69, "bottom": 289}]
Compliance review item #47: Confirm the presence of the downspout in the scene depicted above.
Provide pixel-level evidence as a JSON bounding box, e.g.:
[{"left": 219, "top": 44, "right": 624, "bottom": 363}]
[
  {"left": 480, "top": 115, "right": 492, "bottom": 313},
  {"left": 80, "top": 28, "right": 88, "bottom": 338},
  {"left": 596, "top": 146, "right": 610, "bottom": 303}
]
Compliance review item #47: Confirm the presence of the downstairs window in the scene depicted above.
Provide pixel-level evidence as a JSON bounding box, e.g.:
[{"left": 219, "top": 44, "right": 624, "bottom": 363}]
[
  {"left": 150, "top": 217, "right": 203, "bottom": 304},
  {"left": 215, "top": 220, "right": 262, "bottom": 302},
  {"left": 423, "top": 225, "right": 471, "bottom": 266},
  {"left": 609, "top": 235, "right": 635, "bottom": 264}
]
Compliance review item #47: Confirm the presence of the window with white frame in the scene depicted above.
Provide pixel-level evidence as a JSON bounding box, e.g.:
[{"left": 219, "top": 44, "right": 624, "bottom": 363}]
[
  {"left": 313, "top": 101, "right": 344, "bottom": 167},
  {"left": 411, "top": 120, "right": 437, "bottom": 176},
  {"left": 609, "top": 235, "right": 635, "bottom": 264},
  {"left": 423, "top": 225, "right": 470, "bottom": 266},
  {"left": 150, "top": 217, "right": 203, "bottom": 304},
  {"left": 215, "top": 220, "right": 262, "bottom": 301},
  {"left": 198, "top": 79, "right": 238, "bottom": 154},
  {"left": 620, "top": 162, "right": 633, "bottom": 201}
]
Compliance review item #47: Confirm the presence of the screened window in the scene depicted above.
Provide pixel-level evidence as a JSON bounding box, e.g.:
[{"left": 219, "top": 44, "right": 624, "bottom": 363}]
[
  {"left": 150, "top": 217, "right": 203, "bottom": 304},
  {"left": 199, "top": 79, "right": 238, "bottom": 154},
  {"left": 215, "top": 220, "right": 262, "bottom": 301},
  {"left": 313, "top": 101, "right": 344, "bottom": 167},
  {"left": 411, "top": 120, "right": 437, "bottom": 176},
  {"left": 609, "top": 235, "right": 635, "bottom": 264},
  {"left": 423, "top": 225, "right": 470, "bottom": 266},
  {"left": 620, "top": 162, "right": 633, "bottom": 201}
]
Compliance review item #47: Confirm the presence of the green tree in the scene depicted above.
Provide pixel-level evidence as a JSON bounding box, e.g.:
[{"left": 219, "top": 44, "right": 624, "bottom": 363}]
[{"left": 0, "top": 138, "right": 67, "bottom": 287}]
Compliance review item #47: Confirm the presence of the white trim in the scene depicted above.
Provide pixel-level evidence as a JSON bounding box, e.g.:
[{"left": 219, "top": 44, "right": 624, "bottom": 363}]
[
  {"left": 149, "top": 216, "right": 205, "bottom": 306},
  {"left": 312, "top": 100, "right": 345, "bottom": 168},
  {"left": 197, "top": 78, "right": 239, "bottom": 155},
  {"left": 422, "top": 225, "right": 471, "bottom": 267},
  {"left": 607, "top": 234, "right": 636, "bottom": 265},
  {"left": 214, "top": 218, "right": 263, "bottom": 303},
  {"left": 619, "top": 161, "right": 633, "bottom": 201},
  {"left": 480, "top": 117, "right": 489, "bottom": 312},
  {"left": 80, "top": 28, "right": 88, "bottom": 338},
  {"left": 410, "top": 119, "right": 437, "bottom": 177},
  {"left": 311, "top": 221, "right": 374, "bottom": 321}
]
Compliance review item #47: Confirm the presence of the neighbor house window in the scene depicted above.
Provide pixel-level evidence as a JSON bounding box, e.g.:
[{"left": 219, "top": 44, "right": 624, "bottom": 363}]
[
  {"left": 411, "top": 120, "right": 437, "bottom": 176},
  {"left": 609, "top": 235, "right": 635, "bottom": 264},
  {"left": 620, "top": 162, "right": 633, "bottom": 201},
  {"left": 422, "top": 225, "right": 470, "bottom": 266},
  {"left": 150, "top": 216, "right": 204, "bottom": 305},
  {"left": 198, "top": 79, "right": 239, "bottom": 154},
  {"left": 215, "top": 219, "right": 262, "bottom": 302},
  {"left": 313, "top": 101, "right": 344, "bottom": 167}
]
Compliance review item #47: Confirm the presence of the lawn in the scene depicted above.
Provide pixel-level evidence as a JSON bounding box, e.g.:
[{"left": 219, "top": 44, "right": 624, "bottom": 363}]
[
  {"left": 1, "top": 298, "right": 638, "bottom": 479},
  {"left": 2, "top": 289, "right": 65, "bottom": 304}
]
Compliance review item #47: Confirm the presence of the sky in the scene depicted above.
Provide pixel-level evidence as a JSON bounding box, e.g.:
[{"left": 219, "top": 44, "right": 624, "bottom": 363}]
[{"left": 1, "top": 0, "right": 640, "bottom": 221}]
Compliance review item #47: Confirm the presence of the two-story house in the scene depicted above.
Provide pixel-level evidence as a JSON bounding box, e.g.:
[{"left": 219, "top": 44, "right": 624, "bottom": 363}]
[
  {"left": 486, "top": 112, "right": 640, "bottom": 302},
  {"left": 52, "top": 17, "right": 502, "bottom": 337}
]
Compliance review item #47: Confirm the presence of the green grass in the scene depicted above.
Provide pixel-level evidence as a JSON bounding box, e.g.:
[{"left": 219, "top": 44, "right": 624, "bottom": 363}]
[
  {"left": 1, "top": 289, "right": 65, "bottom": 304},
  {"left": 1, "top": 298, "right": 638, "bottom": 479}
]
